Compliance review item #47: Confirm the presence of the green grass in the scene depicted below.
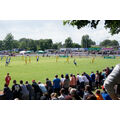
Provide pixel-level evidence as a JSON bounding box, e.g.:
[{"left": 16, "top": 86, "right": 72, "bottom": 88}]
[{"left": 0, "top": 56, "right": 120, "bottom": 90}]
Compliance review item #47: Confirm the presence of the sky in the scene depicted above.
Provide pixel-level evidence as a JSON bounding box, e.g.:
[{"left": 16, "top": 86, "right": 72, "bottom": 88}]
[{"left": 0, "top": 20, "right": 120, "bottom": 45}]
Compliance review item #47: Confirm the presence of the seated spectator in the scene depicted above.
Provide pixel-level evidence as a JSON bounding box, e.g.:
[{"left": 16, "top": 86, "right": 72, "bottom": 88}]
[
  {"left": 40, "top": 93, "right": 49, "bottom": 100},
  {"left": 20, "top": 80, "right": 29, "bottom": 100},
  {"left": 83, "top": 85, "right": 95, "bottom": 100},
  {"left": 12, "top": 80, "right": 21, "bottom": 99},
  {"left": 51, "top": 93, "right": 58, "bottom": 100},
  {"left": 70, "top": 88, "right": 81, "bottom": 100},
  {"left": 101, "top": 86, "right": 112, "bottom": 100},
  {"left": 3, "top": 84, "right": 13, "bottom": 100},
  {"left": 58, "top": 88, "right": 66, "bottom": 100},
  {"left": 95, "top": 89, "right": 104, "bottom": 100},
  {"left": 38, "top": 81, "right": 47, "bottom": 94},
  {"left": 25, "top": 81, "right": 34, "bottom": 100},
  {"left": 86, "top": 94, "right": 97, "bottom": 100}
]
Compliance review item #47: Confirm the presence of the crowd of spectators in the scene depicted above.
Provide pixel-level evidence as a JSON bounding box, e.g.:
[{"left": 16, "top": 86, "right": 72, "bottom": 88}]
[{"left": 1, "top": 66, "right": 114, "bottom": 100}]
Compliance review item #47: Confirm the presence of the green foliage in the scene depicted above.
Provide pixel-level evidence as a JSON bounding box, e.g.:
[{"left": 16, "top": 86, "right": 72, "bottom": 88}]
[
  {"left": 100, "top": 39, "right": 119, "bottom": 47},
  {"left": 64, "top": 37, "right": 73, "bottom": 48},
  {"left": 4, "top": 33, "right": 14, "bottom": 50},
  {"left": 63, "top": 20, "right": 120, "bottom": 35},
  {"left": 81, "top": 35, "right": 96, "bottom": 48}
]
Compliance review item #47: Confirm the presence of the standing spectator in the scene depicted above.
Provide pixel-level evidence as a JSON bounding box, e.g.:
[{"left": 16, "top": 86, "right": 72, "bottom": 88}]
[
  {"left": 5, "top": 73, "right": 11, "bottom": 86},
  {"left": 90, "top": 72, "right": 96, "bottom": 89},
  {"left": 76, "top": 73, "right": 84, "bottom": 89},
  {"left": 63, "top": 74, "right": 70, "bottom": 94},
  {"left": 106, "top": 67, "right": 110, "bottom": 77},
  {"left": 53, "top": 75, "right": 61, "bottom": 95},
  {"left": 3, "top": 84, "right": 13, "bottom": 100},
  {"left": 32, "top": 80, "right": 42, "bottom": 100},
  {"left": 70, "top": 74, "right": 77, "bottom": 88},
  {"left": 95, "top": 89, "right": 104, "bottom": 100},
  {"left": 81, "top": 73, "right": 89, "bottom": 86},
  {"left": 25, "top": 81, "right": 34, "bottom": 100},
  {"left": 12, "top": 80, "right": 21, "bottom": 99},
  {"left": 61, "top": 74, "right": 65, "bottom": 88},
  {"left": 20, "top": 80, "right": 29, "bottom": 100},
  {"left": 46, "top": 78, "right": 53, "bottom": 98},
  {"left": 38, "top": 81, "right": 47, "bottom": 94},
  {"left": 95, "top": 71, "right": 100, "bottom": 89}
]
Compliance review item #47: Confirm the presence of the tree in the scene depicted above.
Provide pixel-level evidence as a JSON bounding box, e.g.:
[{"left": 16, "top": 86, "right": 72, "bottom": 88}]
[
  {"left": 100, "top": 39, "right": 119, "bottom": 47},
  {"left": 72, "top": 43, "right": 81, "bottom": 48},
  {"left": 4, "top": 33, "right": 14, "bottom": 50},
  {"left": 52, "top": 42, "right": 62, "bottom": 49},
  {"left": 63, "top": 20, "right": 120, "bottom": 35},
  {"left": 64, "top": 37, "right": 73, "bottom": 48},
  {"left": 81, "top": 35, "right": 96, "bottom": 48}
]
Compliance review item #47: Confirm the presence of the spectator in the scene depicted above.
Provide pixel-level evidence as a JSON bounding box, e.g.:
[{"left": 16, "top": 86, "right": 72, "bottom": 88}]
[
  {"left": 5, "top": 73, "right": 11, "bottom": 86},
  {"left": 38, "top": 81, "right": 47, "bottom": 94},
  {"left": 90, "top": 72, "right": 96, "bottom": 89},
  {"left": 20, "top": 80, "right": 29, "bottom": 100},
  {"left": 3, "top": 84, "right": 13, "bottom": 100},
  {"left": 58, "top": 88, "right": 66, "bottom": 100},
  {"left": 83, "top": 85, "right": 95, "bottom": 100},
  {"left": 101, "top": 86, "right": 112, "bottom": 100},
  {"left": 40, "top": 93, "right": 49, "bottom": 100},
  {"left": 12, "top": 80, "right": 21, "bottom": 99},
  {"left": 51, "top": 93, "right": 58, "bottom": 100},
  {"left": 104, "top": 64, "right": 120, "bottom": 100},
  {"left": 25, "top": 81, "right": 34, "bottom": 100},
  {"left": 81, "top": 73, "right": 89, "bottom": 86},
  {"left": 63, "top": 74, "right": 70, "bottom": 94},
  {"left": 32, "top": 80, "right": 42, "bottom": 100},
  {"left": 46, "top": 78, "right": 53, "bottom": 97},
  {"left": 76, "top": 73, "right": 84, "bottom": 89},
  {"left": 53, "top": 75, "right": 61, "bottom": 95},
  {"left": 95, "top": 89, "right": 104, "bottom": 100},
  {"left": 70, "top": 74, "right": 77, "bottom": 88},
  {"left": 61, "top": 74, "right": 65, "bottom": 87},
  {"left": 95, "top": 71, "right": 100, "bottom": 89}
]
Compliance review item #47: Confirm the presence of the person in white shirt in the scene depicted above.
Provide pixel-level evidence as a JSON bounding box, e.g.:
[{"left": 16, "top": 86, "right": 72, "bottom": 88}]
[
  {"left": 81, "top": 74, "right": 89, "bottom": 86},
  {"left": 61, "top": 74, "right": 65, "bottom": 87}
]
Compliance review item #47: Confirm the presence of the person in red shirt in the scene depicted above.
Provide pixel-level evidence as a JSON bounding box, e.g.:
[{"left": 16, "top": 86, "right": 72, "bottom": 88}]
[{"left": 5, "top": 73, "right": 11, "bottom": 86}]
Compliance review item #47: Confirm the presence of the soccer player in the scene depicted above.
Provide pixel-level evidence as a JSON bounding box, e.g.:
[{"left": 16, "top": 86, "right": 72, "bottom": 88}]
[
  {"left": 56, "top": 55, "right": 58, "bottom": 62},
  {"left": 37, "top": 56, "right": 39, "bottom": 62},
  {"left": 5, "top": 73, "right": 11, "bottom": 86},
  {"left": 25, "top": 56, "right": 27, "bottom": 64},
  {"left": 29, "top": 56, "right": 31, "bottom": 63},
  {"left": 91, "top": 57, "right": 95, "bottom": 63},
  {"left": 73, "top": 59, "right": 77, "bottom": 66}
]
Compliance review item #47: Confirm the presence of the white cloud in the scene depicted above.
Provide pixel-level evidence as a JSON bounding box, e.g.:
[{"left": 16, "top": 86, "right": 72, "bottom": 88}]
[{"left": 0, "top": 20, "right": 120, "bottom": 45}]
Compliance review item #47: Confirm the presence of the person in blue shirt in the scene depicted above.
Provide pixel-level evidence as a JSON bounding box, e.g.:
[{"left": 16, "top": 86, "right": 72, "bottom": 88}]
[
  {"left": 101, "top": 86, "right": 112, "bottom": 100},
  {"left": 53, "top": 75, "right": 61, "bottom": 95}
]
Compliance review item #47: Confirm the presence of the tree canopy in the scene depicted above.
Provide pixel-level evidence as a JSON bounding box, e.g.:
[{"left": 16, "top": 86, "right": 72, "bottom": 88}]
[
  {"left": 63, "top": 20, "right": 120, "bottom": 35},
  {"left": 81, "top": 35, "right": 96, "bottom": 48},
  {"left": 100, "top": 39, "right": 119, "bottom": 47}
]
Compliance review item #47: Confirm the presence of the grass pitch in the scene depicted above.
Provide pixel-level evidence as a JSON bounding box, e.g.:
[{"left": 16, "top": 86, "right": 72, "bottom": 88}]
[{"left": 0, "top": 55, "right": 120, "bottom": 90}]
